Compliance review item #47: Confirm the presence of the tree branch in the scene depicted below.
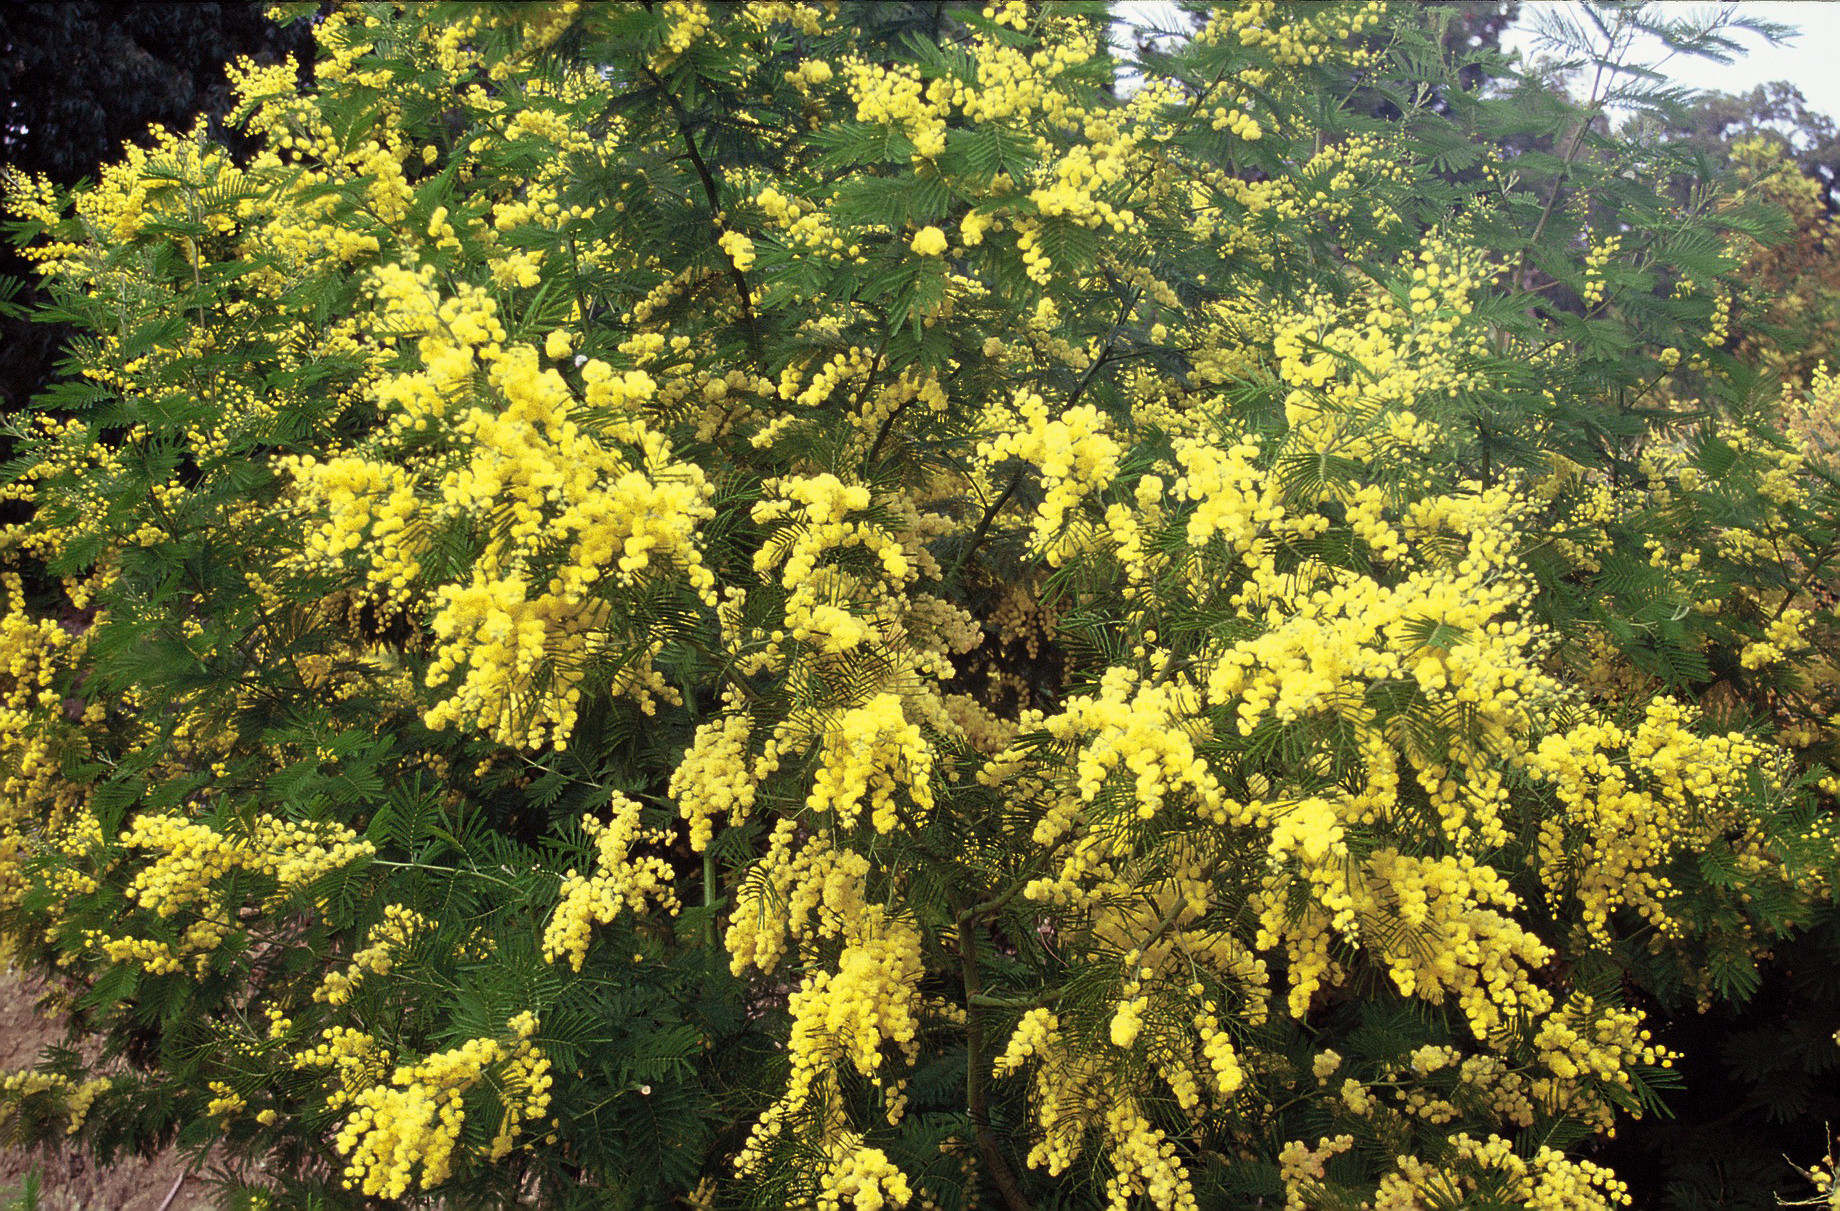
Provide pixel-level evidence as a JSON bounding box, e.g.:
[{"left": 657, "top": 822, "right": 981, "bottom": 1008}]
[
  {"left": 952, "top": 894, "right": 1033, "bottom": 1211},
  {"left": 642, "top": 67, "right": 764, "bottom": 362}
]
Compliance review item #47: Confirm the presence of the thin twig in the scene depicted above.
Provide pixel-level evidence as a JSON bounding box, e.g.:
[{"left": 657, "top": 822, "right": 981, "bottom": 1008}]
[
  {"left": 948, "top": 465, "right": 1025, "bottom": 587},
  {"left": 946, "top": 287, "right": 1141, "bottom": 586},
  {"left": 641, "top": 67, "right": 764, "bottom": 362},
  {"left": 155, "top": 1173, "right": 188, "bottom": 1211},
  {"left": 1514, "top": 9, "right": 1624, "bottom": 295}
]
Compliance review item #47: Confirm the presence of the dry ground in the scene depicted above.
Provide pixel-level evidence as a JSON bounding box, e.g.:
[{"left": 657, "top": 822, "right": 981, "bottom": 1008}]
[{"left": 0, "top": 972, "right": 211, "bottom": 1211}]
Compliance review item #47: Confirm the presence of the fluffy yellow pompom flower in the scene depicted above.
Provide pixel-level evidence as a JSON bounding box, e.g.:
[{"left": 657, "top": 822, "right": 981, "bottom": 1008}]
[
  {"left": 719, "top": 229, "right": 757, "bottom": 271},
  {"left": 910, "top": 226, "right": 948, "bottom": 256}
]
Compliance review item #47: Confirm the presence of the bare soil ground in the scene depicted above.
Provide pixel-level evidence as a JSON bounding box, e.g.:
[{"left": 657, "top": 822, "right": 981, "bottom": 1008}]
[{"left": 0, "top": 972, "right": 212, "bottom": 1211}]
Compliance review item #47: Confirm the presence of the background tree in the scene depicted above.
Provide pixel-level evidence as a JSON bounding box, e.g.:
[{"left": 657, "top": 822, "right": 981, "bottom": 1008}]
[{"left": 0, "top": 1, "right": 312, "bottom": 423}]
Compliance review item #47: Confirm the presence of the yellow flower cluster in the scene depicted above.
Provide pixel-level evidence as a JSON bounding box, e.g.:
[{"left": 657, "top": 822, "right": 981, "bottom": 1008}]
[
  {"left": 1342, "top": 850, "right": 1552, "bottom": 1035},
  {"left": 0, "top": 577, "right": 74, "bottom": 909},
  {"left": 543, "top": 792, "right": 681, "bottom": 971},
  {"left": 1100, "top": 1099, "right": 1199, "bottom": 1211},
  {"left": 807, "top": 693, "right": 936, "bottom": 832},
  {"left": 334, "top": 1012, "right": 551, "bottom": 1199},
  {"left": 1523, "top": 697, "right": 1780, "bottom": 944},
  {"left": 293, "top": 1025, "right": 393, "bottom": 1112},
  {"left": 728, "top": 826, "right": 927, "bottom": 1192},
  {"left": 739, "top": 4, "right": 1151, "bottom": 295},
  {"left": 1029, "top": 143, "right": 1141, "bottom": 238},
  {"left": 1202, "top": 0, "right": 1384, "bottom": 70},
  {"left": 1276, "top": 1134, "right": 1354, "bottom": 1211},
  {"left": 119, "top": 813, "right": 373, "bottom": 920},
  {"left": 1170, "top": 432, "right": 1284, "bottom": 559},
  {"left": 990, "top": 951, "right": 1253, "bottom": 1209},
  {"left": 818, "top": 1138, "right": 914, "bottom": 1211},
  {"left": 1582, "top": 233, "right": 1619, "bottom": 308},
  {"left": 1191, "top": 134, "right": 1413, "bottom": 263},
  {"left": 750, "top": 471, "right": 916, "bottom": 658},
  {"left": 1529, "top": 994, "right": 1674, "bottom": 1133},
  {"left": 978, "top": 393, "right": 1122, "bottom": 566},
  {"left": 291, "top": 265, "right": 721, "bottom": 749},
  {"left": 719, "top": 229, "right": 758, "bottom": 271},
  {"left": 844, "top": 60, "right": 950, "bottom": 160},
  {"left": 315, "top": 904, "right": 429, "bottom": 1005},
  {"left": 1410, "top": 1134, "right": 1633, "bottom": 1210},
  {"left": 651, "top": 0, "right": 714, "bottom": 71},
  {"left": 1207, "top": 483, "right": 1537, "bottom": 743},
  {"left": 0, "top": 1071, "right": 114, "bottom": 1138},
  {"left": 1042, "top": 665, "right": 1225, "bottom": 824},
  {"left": 1741, "top": 605, "right": 1813, "bottom": 670},
  {"left": 1269, "top": 242, "right": 1490, "bottom": 460},
  {"left": 82, "top": 931, "right": 183, "bottom": 975},
  {"left": 670, "top": 705, "right": 770, "bottom": 852},
  {"left": 753, "top": 183, "right": 853, "bottom": 263},
  {"left": 206, "top": 1080, "right": 248, "bottom": 1121},
  {"left": 909, "top": 226, "right": 948, "bottom": 257}
]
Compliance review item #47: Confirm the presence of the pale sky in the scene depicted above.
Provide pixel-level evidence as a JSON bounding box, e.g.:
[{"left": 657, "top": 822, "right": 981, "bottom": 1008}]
[
  {"left": 1502, "top": 2, "right": 1840, "bottom": 127},
  {"left": 1115, "top": 1, "right": 1840, "bottom": 126}
]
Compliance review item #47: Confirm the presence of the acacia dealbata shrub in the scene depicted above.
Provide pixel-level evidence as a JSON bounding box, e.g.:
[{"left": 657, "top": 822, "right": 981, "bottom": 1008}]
[{"left": 1, "top": 2, "right": 1838, "bottom": 1207}]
